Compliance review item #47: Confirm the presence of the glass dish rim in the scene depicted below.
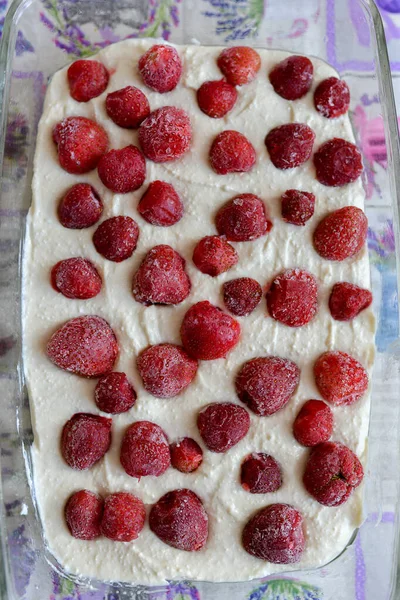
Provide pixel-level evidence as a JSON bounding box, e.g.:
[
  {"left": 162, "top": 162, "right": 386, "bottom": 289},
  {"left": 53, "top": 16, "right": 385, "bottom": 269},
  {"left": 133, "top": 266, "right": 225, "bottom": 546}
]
[{"left": 1, "top": 0, "right": 400, "bottom": 595}]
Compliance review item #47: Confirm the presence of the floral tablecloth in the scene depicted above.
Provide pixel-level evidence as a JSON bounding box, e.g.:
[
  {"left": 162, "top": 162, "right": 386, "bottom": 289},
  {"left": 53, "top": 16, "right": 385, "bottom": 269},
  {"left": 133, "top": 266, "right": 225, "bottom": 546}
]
[{"left": 0, "top": 1, "right": 399, "bottom": 599}]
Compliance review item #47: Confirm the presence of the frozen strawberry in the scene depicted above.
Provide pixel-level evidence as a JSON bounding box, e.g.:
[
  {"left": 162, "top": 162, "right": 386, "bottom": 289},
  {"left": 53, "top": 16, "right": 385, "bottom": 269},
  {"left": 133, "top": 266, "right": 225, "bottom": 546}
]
[
  {"left": 51, "top": 258, "right": 102, "bottom": 300},
  {"left": 101, "top": 492, "right": 145, "bottom": 542},
  {"left": 303, "top": 441, "right": 364, "bottom": 506},
  {"left": 223, "top": 277, "right": 262, "bottom": 316},
  {"left": 181, "top": 301, "right": 240, "bottom": 360},
  {"left": 93, "top": 216, "right": 139, "bottom": 262},
  {"left": 314, "top": 138, "right": 363, "bottom": 186},
  {"left": 61, "top": 413, "right": 112, "bottom": 470},
  {"left": 217, "top": 46, "right": 261, "bottom": 86},
  {"left": 266, "top": 269, "right": 318, "bottom": 327},
  {"left": 138, "top": 180, "right": 183, "bottom": 227},
  {"left": 137, "top": 343, "right": 198, "bottom": 398},
  {"left": 241, "top": 453, "right": 282, "bottom": 494},
  {"left": 170, "top": 438, "right": 203, "bottom": 473},
  {"left": 58, "top": 183, "right": 103, "bottom": 229},
  {"left": 216, "top": 194, "right": 272, "bottom": 241},
  {"left": 236, "top": 357, "right": 300, "bottom": 416},
  {"left": 139, "top": 106, "right": 192, "bottom": 162},
  {"left": 242, "top": 504, "right": 305, "bottom": 563},
  {"left": 314, "top": 351, "right": 368, "bottom": 406},
  {"left": 65, "top": 490, "right": 103, "bottom": 540},
  {"left": 265, "top": 123, "right": 315, "bottom": 169},
  {"left": 197, "top": 80, "right": 238, "bottom": 118},
  {"left": 133, "top": 245, "right": 190, "bottom": 305},
  {"left": 313, "top": 206, "right": 367, "bottom": 261},
  {"left": 97, "top": 146, "right": 146, "bottom": 193},
  {"left": 329, "top": 282, "right": 372, "bottom": 321},
  {"left": 281, "top": 189, "right": 315, "bottom": 226},
  {"left": 106, "top": 86, "right": 150, "bottom": 128},
  {"left": 149, "top": 489, "right": 208, "bottom": 551},
  {"left": 209, "top": 130, "right": 256, "bottom": 174},
  {"left": 197, "top": 402, "right": 250, "bottom": 453},
  {"left": 94, "top": 372, "right": 136, "bottom": 414},
  {"left": 67, "top": 60, "right": 109, "bottom": 102},
  {"left": 47, "top": 315, "right": 118, "bottom": 377},
  {"left": 120, "top": 421, "right": 170, "bottom": 478},
  {"left": 138, "top": 44, "right": 182, "bottom": 93},
  {"left": 293, "top": 400, "right": 333, "bottom": 447},
  {"left": 269, "top": 56, "right": 313, "bottom": 100},
  {"left": 53, "top": 117, "right": 108, "bottom": 175},
  {"left": 193, "top": 236, "right": 238, "bottom": 277},
  {"left": 314, "top": 77, "right": 350, "bottom": 119}
]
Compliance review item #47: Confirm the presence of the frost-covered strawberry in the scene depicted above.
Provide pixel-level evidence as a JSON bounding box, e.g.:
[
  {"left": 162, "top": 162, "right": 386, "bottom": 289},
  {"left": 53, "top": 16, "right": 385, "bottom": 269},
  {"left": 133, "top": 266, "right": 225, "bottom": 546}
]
[
  {"left": 150, "top": 489, "right": 208, "bottom": 551},
  {"left": 120, "top": 421, "right": 170, "bottom": 478},
  {"left": 137, "top": 344, "right": 198, "bottom": 398},
  {"left": 61, "top": 413, "right": 112, "bottom": 470},
  {"left": 197, "top": 402, "right": 250, "bottom": 452},
  {"left": 67, "top": 60, "right": 109, "bottom": 102},
  {"left": 53, "top": 117, "right": 108, "bottom": 174},
  {"left": 132, "top": 245, "right": 191, "bottom": 305},
  {"left": 181, "top": 301, "right": 240, "bottom": 360},
  {"left": 243, "top": 504, "right": 304, "bottom": 563},
  {"left": 47, "top": 315, "right": 118, "bottom": 377}
]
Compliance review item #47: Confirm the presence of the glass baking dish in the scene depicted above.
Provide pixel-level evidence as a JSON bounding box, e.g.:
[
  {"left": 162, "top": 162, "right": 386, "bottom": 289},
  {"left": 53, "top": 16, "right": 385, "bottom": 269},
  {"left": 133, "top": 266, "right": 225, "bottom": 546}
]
[{"left": 1, "top": 0, "right": 400, "bottom": 598}]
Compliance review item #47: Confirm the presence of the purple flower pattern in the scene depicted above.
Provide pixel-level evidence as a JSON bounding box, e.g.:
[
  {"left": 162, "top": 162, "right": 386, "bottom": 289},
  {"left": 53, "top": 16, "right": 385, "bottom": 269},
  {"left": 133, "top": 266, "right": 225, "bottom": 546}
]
[{"left": 39, "top": 0, "right": 181, "bottom": 56}]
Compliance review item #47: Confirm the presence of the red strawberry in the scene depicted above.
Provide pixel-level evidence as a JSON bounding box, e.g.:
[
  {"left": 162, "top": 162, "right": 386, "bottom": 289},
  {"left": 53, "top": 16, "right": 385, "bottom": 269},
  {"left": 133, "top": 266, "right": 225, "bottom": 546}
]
[
  {"left": 314, "top": 138, "right": 363, "bottom": 186},
  {"left": 269, "top": 56, "right": 313, "bottom": 100},
  {"left": 197, "top": 80, "right": 237, "bottom": 118},
  {"left": 303, "top": 441, "right": 364, "bottom": 506},
  {"left": 120, "top": 421, "right": 170, "bottom": 478},
  {"left": 215, "top": 194, "right": 272, "bottom": 241},
  {"left": 197, "top": 402, "right": 250, "bottom": 452},
  {"left": 193, "top": 235, "right": 238, "bottom": 277},
  {"left": 242, "top": 504, "right": 305, "bottom": 563},
  {"left": 266, "top": 269, "right": 318, "bottom": 327},
  {"left": 51, "top": 258, "right": 102, "bottom": 300},
  {"left": 293, "top": 400, "right": 333, "bottom": 447},
  {"left": 53, "top": 116, "right": 108, "bottom": 174},
  {"left": 313, "top": 206, "right": 367, "bottom": 261},
  {"left": 58, "top": 183, "right": 103, "bottom": 229},
  {"left": 93, "top": 216, "right": 139, "bottom": 262},
  {"left": 65, "top": 490, "right": 103, "bottom": 540},
  {"left": 281, "top": 189, "right": 315, "bottom": 226},
  {"left": 137, "top": 343, "right": 198, "bottom": 398},
  {"left": 210, "top": 130, "right": 256, "bottom": 174},
  {"left": 265, "top": 123, "right": 315, "bottom": 169},
  {"left": 138, "top": 180, "right": 184, "bottom": 227},
  {"left": 61, "top": 413, "right": 112, "bottom": 470},
  {"left": 132, "top": 245, "right": 191, "bottom": 305},
  {"left": 47, "top": 315, "right": 118, "bottom": 377},
  {"left": 241, "top": 453, "right": 282, "bottom": 494},
  {"left": 106, "top": 86, "right": 150, "bottom": 128},
  {"left": 314, "top": 77, "right": 350, "bottom": 119},
  {"left": 139, "top": 106, "right": 192, "bottom": 163},
  {"left": 150, "top": 489, "right": 208, "bottom": 551},
  {"left": 329, "top": 282, "right": 372, "bottom": 321},
  {"left": 170, "top": 438, "right": 203, "bottom": 473},
  {"left": 314, "top": 351, "right": 368, "bottom": 406},
  {"left": 139, "top": 44, "right": 182, "bottom": 93},
  {"left": 223, "top": 277, "right": 262, "bottom": 316},
  {"left": 101, "top": 492, "right": 145, "bottom": 542},
  {"left": 217, "top": 47, "right": 261, "bottom": 86},
  {"left": 97, "top": 146, "right": 146, "bottom": 193},
  {"left": 236, "top": 356, "right": 300, "bottom": 416},
  {"left": 94, "top": 372, "right": 136, "bottom": 414},
  {"left": 67, "top": 60, "right": 109, "bottom": 102},
  {"left": 180, "top": 301, "right": 240, "bottom": 360}
]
